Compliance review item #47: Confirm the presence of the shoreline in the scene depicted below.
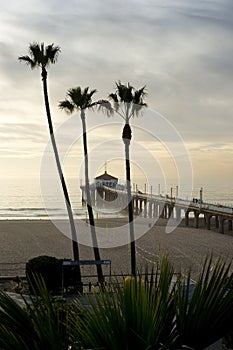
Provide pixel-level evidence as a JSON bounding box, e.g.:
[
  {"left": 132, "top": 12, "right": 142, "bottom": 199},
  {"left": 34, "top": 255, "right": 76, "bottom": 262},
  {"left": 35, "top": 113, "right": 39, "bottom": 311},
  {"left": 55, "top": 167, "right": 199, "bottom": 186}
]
[{"left": 0, "top": 218, "right": 233, "bottom": 280}]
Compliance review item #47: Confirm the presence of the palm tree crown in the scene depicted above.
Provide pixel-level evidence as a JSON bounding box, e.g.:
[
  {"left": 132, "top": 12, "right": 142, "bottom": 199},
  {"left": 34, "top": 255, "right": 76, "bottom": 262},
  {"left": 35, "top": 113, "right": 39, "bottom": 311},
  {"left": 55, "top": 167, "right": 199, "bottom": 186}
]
[
  {"left": 109, "top": 81, "right": 147, "bottom": 121},
  {"left": 18, "top": 42, "right": 60, "bottom": 70},
  {"left": 59, "top": 87, "right": 98, "bottom": 113}
]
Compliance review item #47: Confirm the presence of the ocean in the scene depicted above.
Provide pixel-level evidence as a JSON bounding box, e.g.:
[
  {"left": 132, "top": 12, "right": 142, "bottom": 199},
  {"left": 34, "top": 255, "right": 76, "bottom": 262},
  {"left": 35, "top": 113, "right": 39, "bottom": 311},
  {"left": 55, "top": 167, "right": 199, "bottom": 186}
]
[{"left": 0, "top": 177, "right": 232, "bottom": 220}]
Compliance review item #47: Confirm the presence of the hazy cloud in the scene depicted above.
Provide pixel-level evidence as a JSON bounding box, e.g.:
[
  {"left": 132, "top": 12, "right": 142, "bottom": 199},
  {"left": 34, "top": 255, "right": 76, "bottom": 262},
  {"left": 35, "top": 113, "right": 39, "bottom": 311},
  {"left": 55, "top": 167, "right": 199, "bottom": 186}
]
[{"left": 0, "top": 0, "right": 232, "bottom": 180}]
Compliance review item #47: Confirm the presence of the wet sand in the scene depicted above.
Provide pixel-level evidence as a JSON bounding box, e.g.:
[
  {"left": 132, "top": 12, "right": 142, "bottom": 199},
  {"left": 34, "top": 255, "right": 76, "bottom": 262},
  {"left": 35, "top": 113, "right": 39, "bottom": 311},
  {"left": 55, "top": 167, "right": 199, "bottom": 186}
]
[{"left": 0, "top": 218, "right": 233, "bottom": 279}]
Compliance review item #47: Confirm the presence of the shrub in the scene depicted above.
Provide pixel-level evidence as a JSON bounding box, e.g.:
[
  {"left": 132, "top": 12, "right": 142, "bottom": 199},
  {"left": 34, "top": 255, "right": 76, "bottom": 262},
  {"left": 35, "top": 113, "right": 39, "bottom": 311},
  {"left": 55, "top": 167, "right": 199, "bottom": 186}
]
[{"left": 26, "top": 255, "right": 62, "bottom": 294}]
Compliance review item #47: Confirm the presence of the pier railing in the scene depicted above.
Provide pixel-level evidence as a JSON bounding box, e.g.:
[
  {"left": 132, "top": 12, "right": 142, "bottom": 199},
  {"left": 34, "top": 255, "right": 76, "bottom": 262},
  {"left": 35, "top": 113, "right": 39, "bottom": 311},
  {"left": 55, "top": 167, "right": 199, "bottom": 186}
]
[
  {"left": 98, "top": 185, "right": 233, "bottom": 214},
  {"left": 80, "top": 184, "right": 233, "bottom": 233}
]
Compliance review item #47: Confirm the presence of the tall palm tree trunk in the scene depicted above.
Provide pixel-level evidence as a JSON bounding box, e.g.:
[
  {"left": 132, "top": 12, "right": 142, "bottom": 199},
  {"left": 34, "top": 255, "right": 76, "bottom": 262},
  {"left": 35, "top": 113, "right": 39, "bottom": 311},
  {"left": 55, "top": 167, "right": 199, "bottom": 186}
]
[
  {"left": 41, "top": 67, "right": 82, "bottom": 285},
  {"left": 122, "top": 122, "right": 136, "bottom": 276},
  {"left": 81, "top": 111, "right": 104, "bottom": 284}
]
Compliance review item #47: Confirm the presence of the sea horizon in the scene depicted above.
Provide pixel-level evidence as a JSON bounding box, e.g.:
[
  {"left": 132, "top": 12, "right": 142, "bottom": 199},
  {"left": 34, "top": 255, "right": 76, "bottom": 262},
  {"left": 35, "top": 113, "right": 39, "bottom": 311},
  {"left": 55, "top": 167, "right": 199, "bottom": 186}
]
[{"left": 0, "top": 177, "right": 232, "bottom": 220}]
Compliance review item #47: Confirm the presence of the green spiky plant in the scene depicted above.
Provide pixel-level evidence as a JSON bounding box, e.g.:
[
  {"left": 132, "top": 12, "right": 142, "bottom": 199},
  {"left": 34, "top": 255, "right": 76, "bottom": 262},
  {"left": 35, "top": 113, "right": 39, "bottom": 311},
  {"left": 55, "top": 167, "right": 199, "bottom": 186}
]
[
  {"left": 0, "top": 277, "right": 68, "bottom": 350},
  {"left": 1, "top": 256, "right": 233, "bottom": 349},
  {"left": 174, "top": 256, "right": 233, "bottom": 349},
  {"left": 69, "top": 255, "right": 177, "bottom": 349},
  {"left": 69, "top": 255, "right": 233, "bottom": 350}
]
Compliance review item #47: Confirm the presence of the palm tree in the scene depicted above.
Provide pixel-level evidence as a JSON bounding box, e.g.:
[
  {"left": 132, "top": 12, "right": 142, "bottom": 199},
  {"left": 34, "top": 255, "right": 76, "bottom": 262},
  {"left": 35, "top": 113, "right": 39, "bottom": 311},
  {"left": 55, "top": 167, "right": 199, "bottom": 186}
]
[
  {"left": 59, "top": 86, "right": 104, "bottom": 284},
  {"left": 108, "top": 81, "right": 147, "bottom": 276},
  {"left": 18, "top": 43, "right": 82, "bottom": 288}
]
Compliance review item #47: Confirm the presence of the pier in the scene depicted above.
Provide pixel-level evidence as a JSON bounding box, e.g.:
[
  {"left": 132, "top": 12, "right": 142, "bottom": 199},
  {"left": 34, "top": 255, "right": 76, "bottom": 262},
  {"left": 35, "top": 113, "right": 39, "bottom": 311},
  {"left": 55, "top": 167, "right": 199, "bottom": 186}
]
[{"left": 81, "top": 185, "right": 233, "bottom": 234}]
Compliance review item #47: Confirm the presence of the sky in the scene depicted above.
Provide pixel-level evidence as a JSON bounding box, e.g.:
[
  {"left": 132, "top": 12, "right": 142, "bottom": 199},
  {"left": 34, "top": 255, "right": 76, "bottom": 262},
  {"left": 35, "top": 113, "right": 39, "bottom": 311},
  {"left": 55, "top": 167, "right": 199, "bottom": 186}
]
[{"left": 0, "top": 0, "right": 232, "bottom": 191}]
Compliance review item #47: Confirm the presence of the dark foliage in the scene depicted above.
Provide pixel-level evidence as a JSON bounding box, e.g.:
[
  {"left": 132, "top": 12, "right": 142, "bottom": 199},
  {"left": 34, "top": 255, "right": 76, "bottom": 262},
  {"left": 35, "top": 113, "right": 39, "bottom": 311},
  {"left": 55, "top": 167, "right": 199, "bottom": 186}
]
[{"left": 26, "top": 256, "right": 62, "bottom": 294}]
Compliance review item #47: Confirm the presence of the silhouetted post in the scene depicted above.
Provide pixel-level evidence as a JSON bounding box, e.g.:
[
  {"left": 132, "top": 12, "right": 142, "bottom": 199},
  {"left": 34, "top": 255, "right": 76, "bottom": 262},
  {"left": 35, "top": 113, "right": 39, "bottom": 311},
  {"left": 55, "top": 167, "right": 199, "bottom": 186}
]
[
  {"left": 200, "top": 187, "right": 203, "bottom": 208},
  {"left": 228, "top": 220, "right": 232, "bottom": 231}
]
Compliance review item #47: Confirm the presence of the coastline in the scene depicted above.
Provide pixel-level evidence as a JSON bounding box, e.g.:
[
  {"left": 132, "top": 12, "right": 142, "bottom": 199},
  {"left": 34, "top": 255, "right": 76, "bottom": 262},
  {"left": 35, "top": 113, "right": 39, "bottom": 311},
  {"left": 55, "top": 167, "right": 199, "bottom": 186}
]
[{"left": 0, "top": 217, "right": 233, "bottom": 280}]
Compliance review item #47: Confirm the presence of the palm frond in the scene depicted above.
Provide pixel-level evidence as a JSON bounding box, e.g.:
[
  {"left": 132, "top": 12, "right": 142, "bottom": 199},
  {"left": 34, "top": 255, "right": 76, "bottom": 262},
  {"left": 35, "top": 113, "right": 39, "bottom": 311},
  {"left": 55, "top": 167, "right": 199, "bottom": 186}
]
[
  {"left": 108, "top": 93, "right": 120, "bottom": 114},
  {"left": 87, "top": 88, "right": 97, "bottom": 102},
  {"left": 29, "top": 42, "right": 44, "bottom": 66},
  {"left": 108, "top": 93, "right": 118, "bottom": 103},
  {"left": 131, "top": 101, "right": 147, "bottom": 117},
  {"left": 133, "top": 85, "right": 147, "bottom": 104},
  {"left": 98, "top": 99, "right": 114, "bottom": 116},
  {"left": 115, "top": 81, "right": 133, "bottom": 103},
  {"left": 67, "top": 86, "right": 82, "bottom": 102},
  {"left": 58, "top": 99, "right": 75, "bottom": 114},
  {"left": 83, "top": 86, "right": 89, "bottom": 95},
  {"left": 18, "top": 55, "right": 37, "bottom": 69},
  {"left": 45, "top": 43, "right": 61, "bottom": 64}
]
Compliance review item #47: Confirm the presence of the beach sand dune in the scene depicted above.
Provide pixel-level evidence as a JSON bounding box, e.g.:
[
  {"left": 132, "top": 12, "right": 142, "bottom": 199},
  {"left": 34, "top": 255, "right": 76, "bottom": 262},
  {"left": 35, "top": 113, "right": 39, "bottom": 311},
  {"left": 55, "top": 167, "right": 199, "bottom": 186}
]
[{"left": 0, "top": 218, "right": 233, "bottom": 280}]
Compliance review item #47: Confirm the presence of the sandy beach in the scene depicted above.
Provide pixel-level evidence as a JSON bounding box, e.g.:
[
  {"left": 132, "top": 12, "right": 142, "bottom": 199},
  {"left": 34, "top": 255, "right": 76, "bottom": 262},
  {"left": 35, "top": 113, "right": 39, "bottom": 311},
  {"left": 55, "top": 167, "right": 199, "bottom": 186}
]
[{"left": 0, "top": 218, "right": 233, "bottom": 280}]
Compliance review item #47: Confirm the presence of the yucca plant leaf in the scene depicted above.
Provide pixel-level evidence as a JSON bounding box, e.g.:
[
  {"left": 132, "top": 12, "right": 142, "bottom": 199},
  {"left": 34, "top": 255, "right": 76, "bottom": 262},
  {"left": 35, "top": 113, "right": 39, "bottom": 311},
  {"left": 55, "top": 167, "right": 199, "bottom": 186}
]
[
  {"left": 0, "top": 289, "right": 39, "bottom": 349},
  {"left": 70, "top": 255, "right": 177, "bottom": 350},
  {"left": 174, "top": 256, "right": 233, "bottom": 349},
  {"left": 0, "top": 276, "right": 67, "bottom": 350}
]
